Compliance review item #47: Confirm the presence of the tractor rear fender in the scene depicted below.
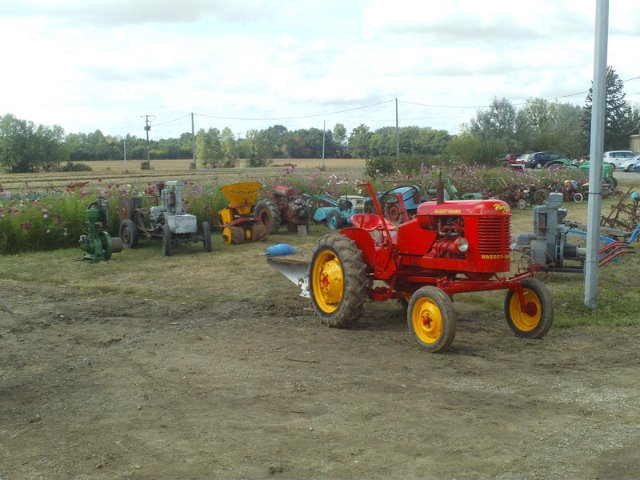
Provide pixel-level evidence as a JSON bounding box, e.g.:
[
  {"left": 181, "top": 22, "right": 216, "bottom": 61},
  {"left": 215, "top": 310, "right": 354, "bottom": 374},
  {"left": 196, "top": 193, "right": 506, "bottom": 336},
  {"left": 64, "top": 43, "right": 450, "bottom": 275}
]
[{"left": 341, "top": 227, "right": 396, "bottom": 279}]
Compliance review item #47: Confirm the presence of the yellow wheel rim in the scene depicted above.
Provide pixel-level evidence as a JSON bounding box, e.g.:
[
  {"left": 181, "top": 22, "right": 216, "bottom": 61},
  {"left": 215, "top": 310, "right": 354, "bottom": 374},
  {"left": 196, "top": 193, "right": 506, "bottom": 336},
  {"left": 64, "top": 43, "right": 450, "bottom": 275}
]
[
  {"left": 312, "top": 250, "right": 344, "bottom": 313},
  {"left": 411, "top": 297, "right": 443, "bottom": 344},
  {"left": 509, "top": 288, "right": 542, "bottom": 332}
]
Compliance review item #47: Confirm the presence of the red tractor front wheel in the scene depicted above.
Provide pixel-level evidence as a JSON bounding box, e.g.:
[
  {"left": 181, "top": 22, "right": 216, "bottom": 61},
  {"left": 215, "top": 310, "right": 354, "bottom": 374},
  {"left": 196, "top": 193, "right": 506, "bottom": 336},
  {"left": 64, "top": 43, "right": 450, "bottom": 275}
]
[
  {"left": 504, "top": 278, "right": 554, "bottom": 338},
  {"left": 309, "top": 235, "right": 367, "bottom": 328},
  {"left": 407, "top": 286, "right": 457, "bottom": 352}
]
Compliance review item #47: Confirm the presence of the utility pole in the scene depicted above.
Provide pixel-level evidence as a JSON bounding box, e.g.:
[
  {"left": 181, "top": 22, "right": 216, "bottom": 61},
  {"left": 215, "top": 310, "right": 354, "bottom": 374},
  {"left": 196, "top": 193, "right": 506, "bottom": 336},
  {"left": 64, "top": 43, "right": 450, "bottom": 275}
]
[
  {"left": 322, "top": 120, "right": 326, "bottom": 170},
  {"left": 141, "top": 115, "right": 154, "bottom": 169},
  {"left": 191, "top": 112, "right": 196, "bottom": 169},
  {"left": 123, "top": 137, "right": 127, "bottom": 172},
  {"left": 584, "top": 0, "right": 609, "bottom": 308},
  {"left": 395, "top": 98, "right": 400, "bottom": 157}
]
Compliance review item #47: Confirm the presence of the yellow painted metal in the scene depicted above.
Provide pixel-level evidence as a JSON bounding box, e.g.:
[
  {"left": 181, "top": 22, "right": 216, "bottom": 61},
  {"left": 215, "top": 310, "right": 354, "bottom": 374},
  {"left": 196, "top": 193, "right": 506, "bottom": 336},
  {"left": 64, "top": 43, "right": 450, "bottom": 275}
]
[
  {"left": 311, "top": 249, "right": 344, "bottom": 313},
  {"left": 508, "top": 287, "right": 542, "bottom": 332},
  {"left": 222, "top": 227, "right": 233, "bottom": 245},
  {"left": 218, "top": 207, "right": 234, "bottom": 225},
  {"left": 219, "top": 181, "right": 262, "bottom": 216},
  {"left": 411, "top": 297, "right": 443, "bottom": 344}
]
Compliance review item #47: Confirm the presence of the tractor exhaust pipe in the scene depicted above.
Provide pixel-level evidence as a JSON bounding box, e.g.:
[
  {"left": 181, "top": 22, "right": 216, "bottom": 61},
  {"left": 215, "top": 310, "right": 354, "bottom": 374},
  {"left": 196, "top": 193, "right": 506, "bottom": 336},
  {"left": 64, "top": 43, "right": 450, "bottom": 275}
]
[{"left": 436, "top": 171, "right": 445, "bottom": 204}]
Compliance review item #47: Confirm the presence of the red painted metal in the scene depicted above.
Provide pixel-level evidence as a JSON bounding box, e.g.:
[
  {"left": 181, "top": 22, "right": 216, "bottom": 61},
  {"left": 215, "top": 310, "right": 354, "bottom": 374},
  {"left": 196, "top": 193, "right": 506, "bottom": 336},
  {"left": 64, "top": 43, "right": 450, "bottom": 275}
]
[{"left": 343, "top": 182, "right": 533, "bottom": 311}]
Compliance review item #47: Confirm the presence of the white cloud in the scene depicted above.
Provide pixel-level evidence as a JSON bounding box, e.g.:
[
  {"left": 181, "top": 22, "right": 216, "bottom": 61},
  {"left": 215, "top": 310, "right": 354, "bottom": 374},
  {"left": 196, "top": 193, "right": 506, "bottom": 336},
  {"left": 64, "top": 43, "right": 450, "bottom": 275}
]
[{"left": 0, "top": 0, "right": 638, "bottom": 138}]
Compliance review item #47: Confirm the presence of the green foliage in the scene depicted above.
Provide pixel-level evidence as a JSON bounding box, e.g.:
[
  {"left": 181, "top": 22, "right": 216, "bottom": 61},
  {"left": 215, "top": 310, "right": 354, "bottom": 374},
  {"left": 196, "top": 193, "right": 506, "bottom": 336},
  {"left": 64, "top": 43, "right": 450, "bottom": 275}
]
[
  {"left": 61, "top": 162, "right": 93, "bottom": 172},
  {"left": 0, "top": 191, "right": 87, "bottom": 254},
  {"left": 446, "top": 133, "right": 506, "bottom": 165},
  {"left": 0, "top": 114, "right": 68, "bottom": 173},
  {"left": 365, "top": 153, "right": 442, "bottom": 177},
  {"left": 468, "top": 97, "right": 518, "bottom": 142},
  {"left": 245, "top": 130, "right": 272, "bottom": 167},
  {"left": 581, "top": 66, "right": 635, "bottom": 152},
  {"left": 195, "top": 128, "right": 222, "bottom": 168}
]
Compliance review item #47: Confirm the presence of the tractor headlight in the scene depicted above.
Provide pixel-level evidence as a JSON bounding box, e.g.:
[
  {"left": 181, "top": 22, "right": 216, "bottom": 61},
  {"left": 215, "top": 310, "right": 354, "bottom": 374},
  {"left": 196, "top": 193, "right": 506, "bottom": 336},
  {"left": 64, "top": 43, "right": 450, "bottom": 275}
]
[{"left": 455, "top": 237, "right": 469, "bottom": 253}]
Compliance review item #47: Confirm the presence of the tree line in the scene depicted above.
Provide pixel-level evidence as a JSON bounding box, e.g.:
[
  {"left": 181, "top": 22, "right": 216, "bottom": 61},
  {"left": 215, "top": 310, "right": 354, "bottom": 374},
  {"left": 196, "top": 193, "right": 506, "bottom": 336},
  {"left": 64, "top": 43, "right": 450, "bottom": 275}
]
[{"left": 1, "top": 67, "right": 638, "bottom": 173}]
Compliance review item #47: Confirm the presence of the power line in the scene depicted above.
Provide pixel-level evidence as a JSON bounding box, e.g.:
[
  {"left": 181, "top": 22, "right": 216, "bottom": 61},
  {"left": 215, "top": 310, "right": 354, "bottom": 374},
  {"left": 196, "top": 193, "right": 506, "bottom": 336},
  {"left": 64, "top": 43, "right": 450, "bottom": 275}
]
[{"left": 193, "top": 99, "right": 395, "bottom": 122}]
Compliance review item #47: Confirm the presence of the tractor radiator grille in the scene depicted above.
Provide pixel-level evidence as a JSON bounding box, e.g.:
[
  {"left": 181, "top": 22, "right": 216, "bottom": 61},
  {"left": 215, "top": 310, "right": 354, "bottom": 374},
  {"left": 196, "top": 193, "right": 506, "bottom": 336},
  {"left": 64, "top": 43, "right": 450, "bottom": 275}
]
[{"left": 476, "top": 217, "right": 510, "bottom": 254}]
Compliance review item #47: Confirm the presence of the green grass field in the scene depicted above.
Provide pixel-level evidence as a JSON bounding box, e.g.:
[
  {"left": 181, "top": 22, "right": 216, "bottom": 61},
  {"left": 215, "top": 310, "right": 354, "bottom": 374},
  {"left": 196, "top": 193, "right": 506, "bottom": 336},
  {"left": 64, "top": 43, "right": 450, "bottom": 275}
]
[{"left": 1, "top": 165, "right": 639, "bottom": 330}]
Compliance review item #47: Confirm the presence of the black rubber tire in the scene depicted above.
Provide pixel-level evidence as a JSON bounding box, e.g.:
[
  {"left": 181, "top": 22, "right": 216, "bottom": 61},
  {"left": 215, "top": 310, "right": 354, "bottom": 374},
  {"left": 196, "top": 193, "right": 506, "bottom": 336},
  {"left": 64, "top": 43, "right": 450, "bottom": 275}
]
[
  {"left": 572, "top": 192, "right": 583, "bottom": 202},
  {"left": 118, "top": 197, "right": 135, "bottom": 221},
  {"left": 254, "top": 200, "right": 281, "bottom": 234},
  {"left": 202, "top": 221, "right": 212, "bottom": 252},
  {"left": 407, "top": 286, "right": 457, "bottom": 352},
  {"left": 251, "top": 223, "right": 268, "bottom": 242},
  {"left": 309, "top": 234, "right": 367, "bottom": 328},
  {"left": 230, "top": 226, "right": 246, "bottom": 244},
  {"left": 119, "top": 219, "right": 139, "bottom": 248},
  {"left": 162, "top": 223, "right": 171, "bottom": 256},
  {"left": 533, "top": 189, "right": 548, "bottom": 205},
  {"left": 504, "top": 278, "right": 554, "bottom": 339},
  {"left": 398, "top": 297, "right": 409, "bottom": 315}
]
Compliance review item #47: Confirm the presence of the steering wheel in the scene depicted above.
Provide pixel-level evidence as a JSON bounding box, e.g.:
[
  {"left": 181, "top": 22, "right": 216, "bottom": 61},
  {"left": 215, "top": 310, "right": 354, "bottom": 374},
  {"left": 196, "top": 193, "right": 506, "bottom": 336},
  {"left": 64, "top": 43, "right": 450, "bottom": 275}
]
[{"left": 379, "top": 185, "right": 420, "bottom": 206}]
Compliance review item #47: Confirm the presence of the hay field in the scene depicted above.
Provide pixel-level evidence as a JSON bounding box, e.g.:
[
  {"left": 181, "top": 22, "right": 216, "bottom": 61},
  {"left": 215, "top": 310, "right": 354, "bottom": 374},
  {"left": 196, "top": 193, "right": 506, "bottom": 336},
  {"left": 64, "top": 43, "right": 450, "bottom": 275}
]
[{"left": 0, "top": 158, "right": 366, "bottom": 192}]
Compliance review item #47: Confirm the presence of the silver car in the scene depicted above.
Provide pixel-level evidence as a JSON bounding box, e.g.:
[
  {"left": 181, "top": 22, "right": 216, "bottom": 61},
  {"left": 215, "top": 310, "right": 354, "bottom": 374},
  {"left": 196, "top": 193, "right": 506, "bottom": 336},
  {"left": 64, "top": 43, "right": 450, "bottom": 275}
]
[
  {"left": 603, "top": 150, "right": 637, "bottom": 169},
  {"left": 619, "top": 154, "right": 640, "bottom": 172}
]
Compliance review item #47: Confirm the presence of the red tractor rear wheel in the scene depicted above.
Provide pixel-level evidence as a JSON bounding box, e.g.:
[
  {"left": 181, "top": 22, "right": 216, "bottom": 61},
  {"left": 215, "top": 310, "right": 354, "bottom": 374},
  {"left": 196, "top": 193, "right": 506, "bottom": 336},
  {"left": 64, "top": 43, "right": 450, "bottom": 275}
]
[
  {"left": 504, "top": 278, "right": 554, "bottom": 338},
  {"left": 254, "top": 200, "right": 281, "bottom": 234},
  {"left": 309, "top": 235, "right": 367, "bottom": 328},
  {"left": 407, "top": 286, "right": 457, "bottom": 352}
]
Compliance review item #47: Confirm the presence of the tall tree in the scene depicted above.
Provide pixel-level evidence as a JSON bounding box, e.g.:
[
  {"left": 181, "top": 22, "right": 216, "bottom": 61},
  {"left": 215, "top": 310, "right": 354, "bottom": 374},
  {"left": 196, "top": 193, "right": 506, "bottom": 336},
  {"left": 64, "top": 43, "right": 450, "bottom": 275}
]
[
  {"left": 348, "top": 124, "right": 372, "bottom": 158},
  {"left": 468, "top": 97, "right": 517, "bottom": 143},
  {"left": 245, "top": 130, "right": 271, "bottom": 167},
  {"left": 262, "top": 125, "right": 289, "bottom": 158},
  {"left": 332, "top": 123, "right": 347, "bottom": 157},
  {"left": 581, "top": 66, "right": 634, "bottom": 151},
  {"left": 220, "top": 128, "right": 238, "bottom": 167}
]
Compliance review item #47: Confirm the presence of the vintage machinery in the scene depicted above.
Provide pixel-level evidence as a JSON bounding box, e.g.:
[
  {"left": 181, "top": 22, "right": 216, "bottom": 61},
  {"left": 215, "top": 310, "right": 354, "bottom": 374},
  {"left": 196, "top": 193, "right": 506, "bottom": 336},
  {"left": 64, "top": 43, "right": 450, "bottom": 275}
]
[
  {"left": 512, "top": 193, "right": 634, "bottom": 274},
  {"left": 374, "top": 184, "right": 423, "bottom": 223},
  {"left": 79, "top": 197, "right": 123, "bottom": 262},
  {"left": 269, "top": 181, "right": 555, "bottom": 352},
  {"left": 217, "top": 181, "right": 268, "bottom": 244},
  {"left": 601, "top": 188, "right": 640, "bottom": 235},
  {"left": 312, "top": 193, "right": 368, "bottom": 229},
  {"left": 119, "top": 180, "right": 212, "bottom": 256},
  {"left": 254, "top": 186, "right": 312, "bottom": 234}
]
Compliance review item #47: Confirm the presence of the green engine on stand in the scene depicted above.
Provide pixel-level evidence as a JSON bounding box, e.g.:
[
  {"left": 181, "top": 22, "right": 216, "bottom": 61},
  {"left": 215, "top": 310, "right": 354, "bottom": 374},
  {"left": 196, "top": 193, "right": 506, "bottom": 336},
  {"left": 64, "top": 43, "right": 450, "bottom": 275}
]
[{"left": 79, "top": 198, "right": 123, "bottom": 262}]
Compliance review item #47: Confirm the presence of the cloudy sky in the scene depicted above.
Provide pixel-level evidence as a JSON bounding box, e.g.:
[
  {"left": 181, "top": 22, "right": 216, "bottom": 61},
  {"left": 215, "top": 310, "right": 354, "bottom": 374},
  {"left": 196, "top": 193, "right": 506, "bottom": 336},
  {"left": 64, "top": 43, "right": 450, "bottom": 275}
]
[{"left": 1, "top": 0, "right": 639, "bottom": 139}]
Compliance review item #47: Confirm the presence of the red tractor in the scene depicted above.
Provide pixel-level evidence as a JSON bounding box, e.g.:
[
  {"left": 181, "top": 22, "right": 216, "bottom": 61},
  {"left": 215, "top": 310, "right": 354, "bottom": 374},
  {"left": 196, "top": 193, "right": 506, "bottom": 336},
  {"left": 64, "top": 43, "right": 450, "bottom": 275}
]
[{"left": 269, "top": 181, "right": 554, "bottom": 352}]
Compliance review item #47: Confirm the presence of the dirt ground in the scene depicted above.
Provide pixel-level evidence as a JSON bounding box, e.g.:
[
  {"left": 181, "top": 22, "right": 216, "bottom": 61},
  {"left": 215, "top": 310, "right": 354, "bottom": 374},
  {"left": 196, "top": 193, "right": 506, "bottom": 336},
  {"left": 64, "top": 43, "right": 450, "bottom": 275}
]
[{"left": 1, "top": 277, "right": 639, "bottom": 480}]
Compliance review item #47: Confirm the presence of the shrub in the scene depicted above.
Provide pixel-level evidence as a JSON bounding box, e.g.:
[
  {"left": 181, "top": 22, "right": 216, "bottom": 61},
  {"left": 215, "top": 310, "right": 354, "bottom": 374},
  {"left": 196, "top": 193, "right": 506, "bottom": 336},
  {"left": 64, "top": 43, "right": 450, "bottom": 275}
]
[{"left": 61, "top": 162, "right": 93, "bottom": 172}]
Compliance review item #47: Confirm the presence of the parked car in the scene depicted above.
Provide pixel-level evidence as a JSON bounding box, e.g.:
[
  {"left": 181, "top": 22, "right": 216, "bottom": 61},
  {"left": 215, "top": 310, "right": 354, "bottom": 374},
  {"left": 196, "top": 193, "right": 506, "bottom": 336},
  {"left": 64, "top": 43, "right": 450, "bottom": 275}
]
[
  {"left": 603, "top": 150, "right": 637, "bottom": 169},
  {"left": 523, "top": 151, "right": 571, "bottom": 169},
  {"left": 502, "top": 153, "right": 523, "bottom": 166},
  {"left": 619, "top": 154, "right": 640, "bottom": 172}
]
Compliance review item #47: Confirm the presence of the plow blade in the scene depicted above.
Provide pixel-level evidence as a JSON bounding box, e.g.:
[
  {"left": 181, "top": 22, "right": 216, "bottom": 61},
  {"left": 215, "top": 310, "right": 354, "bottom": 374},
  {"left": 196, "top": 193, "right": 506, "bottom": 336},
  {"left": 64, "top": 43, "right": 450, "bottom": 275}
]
[{"left": 267, "top": 257, "right": 310, "bottom": 298}]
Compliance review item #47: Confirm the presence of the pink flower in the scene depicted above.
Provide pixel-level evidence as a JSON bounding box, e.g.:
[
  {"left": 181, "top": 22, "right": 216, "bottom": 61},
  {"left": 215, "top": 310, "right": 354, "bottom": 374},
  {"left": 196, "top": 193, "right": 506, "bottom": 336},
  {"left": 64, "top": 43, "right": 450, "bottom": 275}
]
[{"left": 20, "top": 222, "right": 31, "bottom": 230}]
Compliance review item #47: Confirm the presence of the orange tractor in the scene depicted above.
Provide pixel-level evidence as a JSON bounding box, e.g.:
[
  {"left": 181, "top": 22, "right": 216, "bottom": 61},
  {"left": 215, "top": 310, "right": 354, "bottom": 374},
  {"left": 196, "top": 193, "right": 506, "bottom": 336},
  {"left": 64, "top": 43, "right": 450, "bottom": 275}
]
[{"left": 269, "top": 181, "right": 555, "bottom": 352}]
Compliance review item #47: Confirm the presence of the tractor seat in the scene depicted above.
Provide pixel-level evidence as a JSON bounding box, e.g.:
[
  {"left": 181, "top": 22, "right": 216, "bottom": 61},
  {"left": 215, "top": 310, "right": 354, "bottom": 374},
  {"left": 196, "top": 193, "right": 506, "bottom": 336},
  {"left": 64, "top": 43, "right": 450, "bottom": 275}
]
[{"left": 350, "top": 213, "right": 396, "bottom": 231}]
